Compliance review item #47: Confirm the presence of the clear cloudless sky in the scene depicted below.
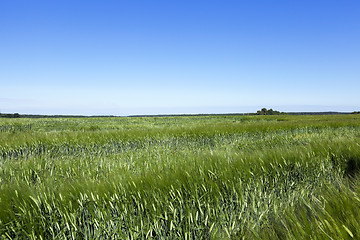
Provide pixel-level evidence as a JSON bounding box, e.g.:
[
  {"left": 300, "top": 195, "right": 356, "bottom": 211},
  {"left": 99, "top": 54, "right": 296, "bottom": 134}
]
[{"left": 1, "top": 0, "right": 359, "bottom": 115}]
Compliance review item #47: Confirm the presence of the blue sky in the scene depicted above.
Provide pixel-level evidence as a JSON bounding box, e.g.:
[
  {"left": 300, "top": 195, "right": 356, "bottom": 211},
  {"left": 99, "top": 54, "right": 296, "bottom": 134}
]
[{"left": 1, "top": 0, "right": 359, "bottom": 115}]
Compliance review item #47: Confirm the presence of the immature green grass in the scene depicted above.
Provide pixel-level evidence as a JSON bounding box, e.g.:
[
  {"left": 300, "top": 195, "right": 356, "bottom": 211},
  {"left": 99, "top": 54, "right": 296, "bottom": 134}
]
[{"left": 0, "top": 115, "right": 360, "bottom": 239}]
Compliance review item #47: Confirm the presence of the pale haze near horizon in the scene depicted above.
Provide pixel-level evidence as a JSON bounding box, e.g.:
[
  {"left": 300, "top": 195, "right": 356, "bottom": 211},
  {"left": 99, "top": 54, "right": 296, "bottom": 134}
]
[{"left": 1, "top": 0, "right": 359, "bottom": 116}]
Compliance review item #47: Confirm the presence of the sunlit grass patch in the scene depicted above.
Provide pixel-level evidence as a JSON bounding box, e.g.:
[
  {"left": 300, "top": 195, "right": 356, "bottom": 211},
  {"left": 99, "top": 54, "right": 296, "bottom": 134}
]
[{"left": 0, "top": 115, "right": 360, "bottom": 239}]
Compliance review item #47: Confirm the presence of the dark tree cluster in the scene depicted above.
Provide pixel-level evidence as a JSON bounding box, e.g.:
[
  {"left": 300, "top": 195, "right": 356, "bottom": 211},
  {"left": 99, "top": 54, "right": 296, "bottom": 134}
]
[{"left": 256, "top": 108, "right": 285, "bottom": 115}]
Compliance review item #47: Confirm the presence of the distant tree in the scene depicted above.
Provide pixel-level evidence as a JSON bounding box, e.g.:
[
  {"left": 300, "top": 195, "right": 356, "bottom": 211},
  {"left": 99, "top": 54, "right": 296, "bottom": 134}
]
[{"left": 257, "top": 108, "right": 267, "bottom": 115}]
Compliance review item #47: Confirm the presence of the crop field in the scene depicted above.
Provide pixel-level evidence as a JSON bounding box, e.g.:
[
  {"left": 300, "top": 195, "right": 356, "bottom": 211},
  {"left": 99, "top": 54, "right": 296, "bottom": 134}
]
[{"left": 0, "top": 114, "right": 360, "bottom": 239}]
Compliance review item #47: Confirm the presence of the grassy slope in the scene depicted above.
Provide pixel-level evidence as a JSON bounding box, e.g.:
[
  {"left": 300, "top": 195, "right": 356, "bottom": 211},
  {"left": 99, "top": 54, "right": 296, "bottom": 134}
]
[{"left": 0, "top": 115, "right": 360, "bottom": 239}]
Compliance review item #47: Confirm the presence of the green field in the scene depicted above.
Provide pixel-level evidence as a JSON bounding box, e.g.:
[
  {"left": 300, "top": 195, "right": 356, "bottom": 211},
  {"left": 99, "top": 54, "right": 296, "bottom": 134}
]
[{"left": 1, "top": 114, "right": 360, "bottom": 239}]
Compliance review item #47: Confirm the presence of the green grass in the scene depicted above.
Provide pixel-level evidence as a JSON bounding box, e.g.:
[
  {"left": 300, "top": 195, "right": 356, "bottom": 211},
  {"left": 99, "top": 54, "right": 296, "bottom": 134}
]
[{"left": 0, "top": 115, "right": 360, "bottom": 239}]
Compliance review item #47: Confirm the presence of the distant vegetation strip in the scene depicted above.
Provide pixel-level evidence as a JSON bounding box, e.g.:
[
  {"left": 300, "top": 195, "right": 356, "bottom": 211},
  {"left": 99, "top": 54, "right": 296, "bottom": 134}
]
[{"left": 1, "top": 108, "right": 358, "bottom": 118}]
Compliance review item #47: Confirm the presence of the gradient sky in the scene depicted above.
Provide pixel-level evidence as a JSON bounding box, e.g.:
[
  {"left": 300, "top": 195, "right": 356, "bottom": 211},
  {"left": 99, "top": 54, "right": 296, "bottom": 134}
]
[{"left": 1, "top": 0, "right": 359, "bottom": 115}]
